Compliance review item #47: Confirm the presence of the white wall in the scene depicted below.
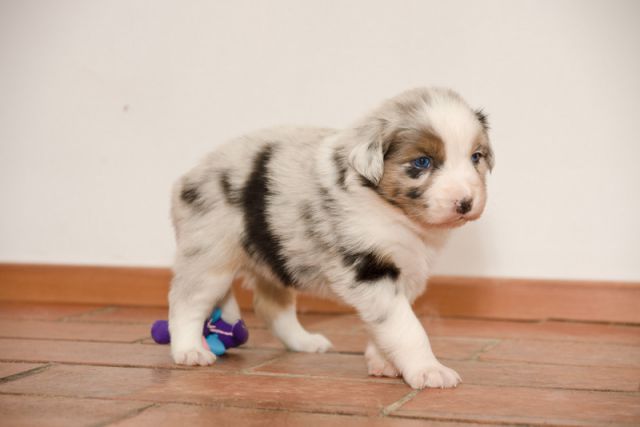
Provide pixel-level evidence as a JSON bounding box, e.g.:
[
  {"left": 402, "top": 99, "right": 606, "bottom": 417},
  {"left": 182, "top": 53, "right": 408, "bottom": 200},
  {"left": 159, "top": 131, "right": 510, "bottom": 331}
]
[{"left": 1, "top": 0, "right": 639, "bottom": 281}]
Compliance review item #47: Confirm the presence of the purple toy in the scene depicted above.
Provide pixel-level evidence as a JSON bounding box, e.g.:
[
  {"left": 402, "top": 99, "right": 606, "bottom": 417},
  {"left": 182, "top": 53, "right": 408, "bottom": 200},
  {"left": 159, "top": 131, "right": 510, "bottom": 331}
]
[
  {"left": 203, "top": 308, "right": 249, "bottom": 349},
  {"left": 151, "top": 319, "right": 171, "bottom": 344},
  {"left": 150, "top": 308, "right": 248, "bottom": 356}
]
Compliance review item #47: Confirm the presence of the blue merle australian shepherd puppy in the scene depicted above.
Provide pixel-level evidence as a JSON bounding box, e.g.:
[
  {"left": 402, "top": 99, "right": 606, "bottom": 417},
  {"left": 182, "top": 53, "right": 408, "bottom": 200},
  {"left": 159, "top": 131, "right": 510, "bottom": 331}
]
[{"left": 168, "top": 87, "right": 493, "bottom": 389}]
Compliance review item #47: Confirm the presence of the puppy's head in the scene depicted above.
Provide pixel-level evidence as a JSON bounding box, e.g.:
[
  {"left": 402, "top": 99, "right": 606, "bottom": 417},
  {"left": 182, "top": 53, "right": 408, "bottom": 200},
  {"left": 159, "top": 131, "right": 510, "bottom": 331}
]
[{"left": 348, "top": 88, "right": 494, "bottom": 228}]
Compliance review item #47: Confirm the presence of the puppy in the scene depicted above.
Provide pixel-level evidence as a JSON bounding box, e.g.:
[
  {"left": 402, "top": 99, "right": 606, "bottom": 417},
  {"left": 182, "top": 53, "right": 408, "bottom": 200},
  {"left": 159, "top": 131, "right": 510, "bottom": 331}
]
[{"left": 168, "top": 87, "right": 493, "bottom": 389}]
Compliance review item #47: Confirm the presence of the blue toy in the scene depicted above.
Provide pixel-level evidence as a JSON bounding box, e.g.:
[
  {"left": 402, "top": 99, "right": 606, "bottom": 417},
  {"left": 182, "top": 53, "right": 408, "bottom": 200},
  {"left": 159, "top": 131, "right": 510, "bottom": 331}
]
[{"left": 151, "top": 308, "right": 249, "bottom": 356}]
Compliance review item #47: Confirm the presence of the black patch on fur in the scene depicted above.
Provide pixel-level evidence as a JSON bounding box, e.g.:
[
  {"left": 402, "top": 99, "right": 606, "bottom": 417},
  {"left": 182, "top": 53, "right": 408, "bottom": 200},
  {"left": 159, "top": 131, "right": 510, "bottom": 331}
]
[
  {"left": 355, "top": 252, "right": 400, "bottom": 282},
  {"left": 318, "top": 185, "right": 340, "bottom": 217},
  {"left": 405, "top": 166, "right": 425, "bottom": 179},
  {"left": 333, "top": 149, "right": 348, "bottom": 189},
  {"left": 241, "top": 145, "right": 297, "bottom": 287},
  {"left": 220, "top": 170, "right": 241, "bottom": 205},
  {"left": 340, "top": 249, "right": 400, "bottom": 283},
  {"left": 359, "top": 175, "right": 377, "bottom": 189},
  {"left": 475, "top": 109, "right": 490, "bottom": 132},
  {"left": 180, "top": 185, "right": 199, "bottom": 205},
  {"left": 406, "top": 187, "right": 422, "bottom": 199},
  {"left": 180, "top": 182, "right": 212, "bottom": 212}
]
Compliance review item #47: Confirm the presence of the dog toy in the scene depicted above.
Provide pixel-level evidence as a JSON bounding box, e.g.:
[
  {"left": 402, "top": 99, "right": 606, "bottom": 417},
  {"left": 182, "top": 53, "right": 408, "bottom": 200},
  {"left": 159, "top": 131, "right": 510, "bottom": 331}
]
[{"left": 150, "top": 308, "right": 249, "bottom": 356}]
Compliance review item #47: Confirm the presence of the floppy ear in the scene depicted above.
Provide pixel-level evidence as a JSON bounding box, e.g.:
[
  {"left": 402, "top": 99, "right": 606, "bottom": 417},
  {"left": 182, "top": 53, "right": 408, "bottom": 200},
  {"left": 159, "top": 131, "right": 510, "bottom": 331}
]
[
  {"left": 347, "top": 118, "right": 388, "bottom": 186},
  {"left": 475, "top": 108, "right": 489, "bottom": 132}
]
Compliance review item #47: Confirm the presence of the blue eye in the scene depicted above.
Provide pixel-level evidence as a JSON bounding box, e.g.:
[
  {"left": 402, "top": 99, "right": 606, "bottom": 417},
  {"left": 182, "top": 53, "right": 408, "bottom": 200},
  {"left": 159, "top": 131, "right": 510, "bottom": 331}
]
[
  {"left": 413, "top": 156, "right": 432, "bottom": 169},
  {"left": 471, "top": 152, "right": 482, "bottom": 165}
]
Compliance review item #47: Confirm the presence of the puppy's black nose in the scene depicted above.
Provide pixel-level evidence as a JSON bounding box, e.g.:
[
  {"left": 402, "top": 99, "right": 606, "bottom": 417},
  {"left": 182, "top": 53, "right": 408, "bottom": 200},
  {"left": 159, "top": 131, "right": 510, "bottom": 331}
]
[{"left": 456, "top": 198, "right": 473, "bottom": 215}]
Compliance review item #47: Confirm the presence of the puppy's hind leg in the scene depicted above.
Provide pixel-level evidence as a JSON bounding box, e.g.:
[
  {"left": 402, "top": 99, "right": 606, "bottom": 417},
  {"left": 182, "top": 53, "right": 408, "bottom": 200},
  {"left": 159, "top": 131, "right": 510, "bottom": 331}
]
[
  {"left": 218, "top": 286, "right": 241, "bottom": 324},
  {"left": 252, "top": 276, "right": 332, "bottom": 353},
  {"left": 169, "top": 267, "right": 235, "bottom": 366},
  {"left": 365, "top": 341, "right": 400, "bottom": 378}
]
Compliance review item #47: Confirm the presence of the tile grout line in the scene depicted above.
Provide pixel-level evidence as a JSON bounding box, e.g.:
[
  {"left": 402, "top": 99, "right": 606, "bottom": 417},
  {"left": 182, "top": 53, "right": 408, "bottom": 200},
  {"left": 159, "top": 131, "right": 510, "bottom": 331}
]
[
  {"left": 27, "top": 391, "right": 429, "bottom": 422},
  {"left": 471, "top": 336, "right": 640, "bottom": 348},
  {"left": 3, "top": 320, "right": 639, "bottom": 346},
  {"left": 0, "top": 336, "right": 150, "bottom": 345},
  {"left": 0, "top": 391, "right": 433, "bottom": 423},
  {"left": 381, "top": 389, "right": 420, "bottom": 416},
  {"left": 239, "top": 353, "right": 287, "bottom": 375},
  {"left": 0, "top": 363, "right": 53, "bottom": 385},
  {"left": 424, "top": 314, "right": 640, "bottom": 327},
  {"left": 3, "top": 349, "right": 640, "bottom": 377},
  {"left": 546, "top": 317, "right": 640, "bottom": 327},
  {"left": 2, "top": 386, "right": 639, "bottom": 424},
  {"left": 242, "top": 369, "right": 404, "bottom": 385},
  {"left": 387, "top": 412, "right": 543, "bottom": 427},
  {"left": 92, "top": 402, "right": 158, "bottom": 427},
  {"left": 2, "top": 385, "right": 639, "bottom": 410},
  {"left": 6, "top": 333, "right": 638, "bottom": 349},
  {"left": 58, "top": 306, "right": 118, "bottom": 322},
  {"left": 471, "top": 339, "right": 502, "bottom": 361},
  {"left": 2, "top": 363, "right": 636, "bottom": 395},
  {"left": 420, "top": 314, "right": 545, "bottom": 324},
  {"left": 242, "top": 346, "right": 365, "bottom": 356}
]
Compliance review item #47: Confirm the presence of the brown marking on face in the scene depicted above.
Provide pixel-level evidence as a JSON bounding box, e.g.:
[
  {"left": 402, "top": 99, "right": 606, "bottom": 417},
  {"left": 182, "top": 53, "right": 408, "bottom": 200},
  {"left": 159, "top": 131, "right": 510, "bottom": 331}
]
[
  {"left": 385, "top": 128, "right": 446, "bottom": 168},
  {"left": 375, "top": 128, "right": 445, "bottom": 218}
]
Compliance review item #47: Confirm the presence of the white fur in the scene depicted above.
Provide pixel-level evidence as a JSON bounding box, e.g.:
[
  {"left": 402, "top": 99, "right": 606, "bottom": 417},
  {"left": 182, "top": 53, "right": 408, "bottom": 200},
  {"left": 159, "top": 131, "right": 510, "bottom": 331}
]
[
  {"left": 272, "top": 304, "right": 333, "bottom": 353},
  {"left": 167, "top": 87, "right": 492, "bottom": 389}
]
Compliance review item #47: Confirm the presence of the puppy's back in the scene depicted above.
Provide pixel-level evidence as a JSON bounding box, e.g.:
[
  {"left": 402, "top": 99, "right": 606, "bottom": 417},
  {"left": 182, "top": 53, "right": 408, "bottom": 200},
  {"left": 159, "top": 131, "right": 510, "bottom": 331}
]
[{"left": 170, "top": 126, "right": 337, "bottom": 258}]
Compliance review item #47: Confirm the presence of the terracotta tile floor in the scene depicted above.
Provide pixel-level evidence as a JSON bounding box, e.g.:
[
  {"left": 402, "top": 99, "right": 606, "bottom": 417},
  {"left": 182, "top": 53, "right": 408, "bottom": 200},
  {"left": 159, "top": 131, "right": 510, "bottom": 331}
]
[{"left": 0, "top": 302, "right": 639, "bottom": 426}]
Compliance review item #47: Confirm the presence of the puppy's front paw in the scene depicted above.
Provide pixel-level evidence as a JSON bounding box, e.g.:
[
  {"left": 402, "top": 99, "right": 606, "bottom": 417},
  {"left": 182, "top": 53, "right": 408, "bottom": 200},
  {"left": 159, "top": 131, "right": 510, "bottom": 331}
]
[
  {"left": 287, "top": 333, "right": 332, "bottom": 353},
  {"left": 403, "top": 363, "right": 461, "bottom": 389},
  {"left": 172, "top": 347, "right": 216, "bottom": 366}
]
